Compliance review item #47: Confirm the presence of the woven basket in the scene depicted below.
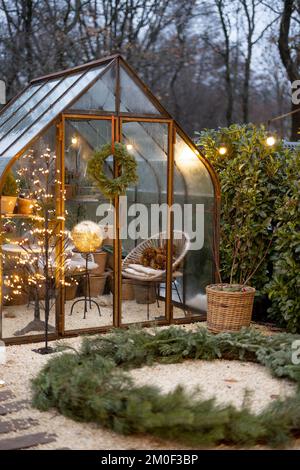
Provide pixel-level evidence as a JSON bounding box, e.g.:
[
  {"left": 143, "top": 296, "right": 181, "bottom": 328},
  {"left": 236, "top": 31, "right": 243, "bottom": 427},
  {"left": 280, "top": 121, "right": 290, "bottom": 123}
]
[{"left": 206, "top": 284, "right": 255, "bottom": 333}]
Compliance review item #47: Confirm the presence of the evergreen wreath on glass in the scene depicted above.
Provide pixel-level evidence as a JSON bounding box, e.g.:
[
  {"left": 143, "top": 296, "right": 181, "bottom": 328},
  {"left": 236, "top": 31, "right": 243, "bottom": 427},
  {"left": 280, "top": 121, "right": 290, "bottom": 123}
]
[{"left": 87, "top": 142, "right": 138, "bottom": 199}]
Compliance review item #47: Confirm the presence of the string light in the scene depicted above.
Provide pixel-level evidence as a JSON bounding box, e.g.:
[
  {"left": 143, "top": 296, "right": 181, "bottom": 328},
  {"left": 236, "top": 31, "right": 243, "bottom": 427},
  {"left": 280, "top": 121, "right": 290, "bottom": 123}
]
[
  {"left": 218, "top": 144, "right": 227, "bottom": 155},
  {"left": 266, "top": 135, "right": 276, "bottom": 147}
]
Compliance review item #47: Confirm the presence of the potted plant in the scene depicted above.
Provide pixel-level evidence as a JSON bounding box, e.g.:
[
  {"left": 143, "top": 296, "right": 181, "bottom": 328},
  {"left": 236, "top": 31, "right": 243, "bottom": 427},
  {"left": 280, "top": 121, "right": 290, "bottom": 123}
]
[
  {"left": 18, "top": 192, "right": 37, "bottom": 215},
  {"left": 206, "top": 236, "right": 271, "bottom": 333},
  {"left": 1, "top": 170, "right": 18, "bottom": 214}
]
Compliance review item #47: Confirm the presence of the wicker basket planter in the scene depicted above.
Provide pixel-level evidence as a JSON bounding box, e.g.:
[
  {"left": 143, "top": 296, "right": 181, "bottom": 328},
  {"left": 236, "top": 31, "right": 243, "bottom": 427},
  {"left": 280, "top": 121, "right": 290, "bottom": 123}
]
[{"left": 206, "top": 284, "right": 256, "bottom": 333}]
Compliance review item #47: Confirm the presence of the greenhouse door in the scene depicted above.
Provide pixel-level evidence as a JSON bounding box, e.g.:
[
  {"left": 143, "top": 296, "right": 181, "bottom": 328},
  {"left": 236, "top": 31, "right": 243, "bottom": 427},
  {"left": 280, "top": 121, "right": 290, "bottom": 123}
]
[
  {"left": 118, "top": 118, "right": 175, "bottom": 327},
  {"left": 61, "top": 115, "right": 115, "bottom": 335}
]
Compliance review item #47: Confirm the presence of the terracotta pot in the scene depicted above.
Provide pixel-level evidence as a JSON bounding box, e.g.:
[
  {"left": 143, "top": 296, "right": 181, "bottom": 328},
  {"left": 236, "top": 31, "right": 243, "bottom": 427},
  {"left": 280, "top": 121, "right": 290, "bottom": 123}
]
[
  {"left": 17, "top": 198, "right": 36, "bottom": 215},
  {"left": 1, "top": 196, "right": 17, "bottom": 214},
  {"left": 110, "top": 277, "right": 135, "bottom": 301},
  {"left": 107, "top": 254, "right": 114, "bottom": 269},
  {"left": 83, "top": 274, "right": 108, "bottom": 297},
  {"left": 121, "top": 279, "right": 135, "bottom": 301},
  {"left": 134, "top": 281, "right": 156, "bottom": 304},
  {"left": 91, "top": 252, "right": 107, "bottom": 275},
  {"left": 65, "top": 279, "right": 78, "bottom": 300},
  {"left": 4, "top": 290, "right": 29, "bottom": 306}
]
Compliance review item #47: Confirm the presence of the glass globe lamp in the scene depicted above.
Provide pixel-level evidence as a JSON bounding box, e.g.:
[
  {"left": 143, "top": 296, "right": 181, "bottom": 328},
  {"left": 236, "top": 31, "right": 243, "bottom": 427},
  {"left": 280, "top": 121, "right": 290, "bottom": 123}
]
[{"left": 71, "top": 221, "right": 103, "bottom": 253}]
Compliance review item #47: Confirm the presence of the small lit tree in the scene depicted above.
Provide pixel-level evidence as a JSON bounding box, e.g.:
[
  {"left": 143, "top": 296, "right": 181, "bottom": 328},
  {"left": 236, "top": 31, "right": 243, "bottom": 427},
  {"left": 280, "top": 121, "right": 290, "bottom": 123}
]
[{"left": 4, "top": 148, "right": 69, "bottom": 353}]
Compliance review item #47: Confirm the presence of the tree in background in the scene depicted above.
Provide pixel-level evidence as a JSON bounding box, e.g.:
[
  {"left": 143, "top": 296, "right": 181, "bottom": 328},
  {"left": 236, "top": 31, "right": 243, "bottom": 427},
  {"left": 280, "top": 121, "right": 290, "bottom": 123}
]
[
  {"left": 267, "top": 150, "right": 300, "bottom": 332},
  {"left": 0, "top": 1, "right": 298, "bottom": 137},
  {"left": 278, "top": 0, "right": 300, "bottom": 140}
]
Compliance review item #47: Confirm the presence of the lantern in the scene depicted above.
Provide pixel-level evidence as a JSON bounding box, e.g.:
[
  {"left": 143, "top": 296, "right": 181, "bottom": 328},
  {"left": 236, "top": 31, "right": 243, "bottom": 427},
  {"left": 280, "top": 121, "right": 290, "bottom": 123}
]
[{"left": 71, "top": 221, "right": 103, "bottom": 253}]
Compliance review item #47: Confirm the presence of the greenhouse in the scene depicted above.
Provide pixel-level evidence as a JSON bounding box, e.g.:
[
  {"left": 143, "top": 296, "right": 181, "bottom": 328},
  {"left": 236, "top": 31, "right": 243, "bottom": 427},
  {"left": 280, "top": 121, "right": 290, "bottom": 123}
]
[{"left": 0, "top": 54, "right": 220, "bottom": 344}]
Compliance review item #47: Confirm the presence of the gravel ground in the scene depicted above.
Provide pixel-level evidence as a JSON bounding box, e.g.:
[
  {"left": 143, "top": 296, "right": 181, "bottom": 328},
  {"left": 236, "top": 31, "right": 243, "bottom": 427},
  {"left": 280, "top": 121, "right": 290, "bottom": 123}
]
[
  {"left": 0, "top": 323, "right": 299, "bottom": 450},
  {"left": 2, "top": 298, "right": 186, "bottom": 338}
]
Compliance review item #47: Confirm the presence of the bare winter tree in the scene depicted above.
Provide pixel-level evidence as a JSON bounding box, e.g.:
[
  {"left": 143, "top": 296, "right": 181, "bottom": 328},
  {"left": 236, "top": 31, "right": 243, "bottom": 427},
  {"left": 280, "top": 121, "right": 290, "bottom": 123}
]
[
  {"left": 278, "top": 0, "right": 300, "bottom": 140},
  {"left": 239, "top": 0, "right": 279, "bottom": 123},
  {"left": 0, "top": 0, "right": 297, "bottom": 137}
]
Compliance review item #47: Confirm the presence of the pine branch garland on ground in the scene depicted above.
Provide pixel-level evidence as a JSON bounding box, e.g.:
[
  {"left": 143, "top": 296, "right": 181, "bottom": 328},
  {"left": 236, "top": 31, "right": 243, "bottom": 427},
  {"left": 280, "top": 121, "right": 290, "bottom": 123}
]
[{"left": 31, "top": 327, "right": 300, "bottom": 448}]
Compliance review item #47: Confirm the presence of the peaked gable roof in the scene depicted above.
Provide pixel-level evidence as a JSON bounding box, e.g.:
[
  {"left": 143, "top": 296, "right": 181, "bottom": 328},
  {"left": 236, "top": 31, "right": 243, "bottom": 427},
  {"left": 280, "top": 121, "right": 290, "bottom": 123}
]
[{"left": 0, "top": 55, "right": 173, "bottom": 166}]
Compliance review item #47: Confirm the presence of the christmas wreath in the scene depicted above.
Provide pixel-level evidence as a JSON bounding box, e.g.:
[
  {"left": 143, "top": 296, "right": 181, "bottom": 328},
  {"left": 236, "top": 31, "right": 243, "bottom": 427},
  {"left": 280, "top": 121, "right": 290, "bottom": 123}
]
[
  {"left": 32, "top": 327, "right": 300, "bottom": 448},
  {"left": 87, "top": 142, "right": 138, "bottom": 199}
]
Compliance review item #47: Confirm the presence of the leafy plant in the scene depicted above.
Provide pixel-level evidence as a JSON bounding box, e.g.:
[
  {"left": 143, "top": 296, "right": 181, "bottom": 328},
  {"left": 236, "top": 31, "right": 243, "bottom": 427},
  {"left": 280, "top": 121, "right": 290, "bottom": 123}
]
[
  {"left": 267, "top": 151, "right": 300, "bottom": 332},
  {"left": 1, "top": 170, "right": 18, "bottom": 196},
  {"left": 196, "top": 124, "right": 290, "bottom": 292},
  {"left": 32, "top": 326, "right": 300, "bottom": 448}
]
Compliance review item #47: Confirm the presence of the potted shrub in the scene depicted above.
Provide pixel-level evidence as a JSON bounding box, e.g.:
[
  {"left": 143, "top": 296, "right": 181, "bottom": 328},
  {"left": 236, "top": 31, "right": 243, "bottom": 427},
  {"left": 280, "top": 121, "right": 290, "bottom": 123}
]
[
  {"left": 206, "top": 235, "right": 271, "bottom": 333},
  {"left": 206, "top": 284, "right": 256, "bottom": 333},
  {"left": 1, "top": 170, "right": 18, "bottom": 214},
  {"left": 197, "top": 125, "right": 281, "bottom": 332}
]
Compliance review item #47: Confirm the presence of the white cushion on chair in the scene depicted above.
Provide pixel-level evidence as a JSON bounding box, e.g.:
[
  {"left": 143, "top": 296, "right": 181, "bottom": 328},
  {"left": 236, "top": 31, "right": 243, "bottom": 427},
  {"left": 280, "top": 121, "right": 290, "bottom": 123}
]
[
  {"left": 124, "top": 267, "right": 149, "bottom": 277},
  {"left": 128, "top": 264, "right": 165, "bottom": 276}
]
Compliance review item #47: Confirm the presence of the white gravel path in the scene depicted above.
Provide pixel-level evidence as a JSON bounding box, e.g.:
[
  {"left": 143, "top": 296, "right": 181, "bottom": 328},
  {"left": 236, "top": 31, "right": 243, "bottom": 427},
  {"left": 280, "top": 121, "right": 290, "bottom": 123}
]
[
  {"left": 0, "top": 324, "right": 299, "bottom": 450},
  {"left": 130, "top": 359, "right": 296, "bottom": 414}
]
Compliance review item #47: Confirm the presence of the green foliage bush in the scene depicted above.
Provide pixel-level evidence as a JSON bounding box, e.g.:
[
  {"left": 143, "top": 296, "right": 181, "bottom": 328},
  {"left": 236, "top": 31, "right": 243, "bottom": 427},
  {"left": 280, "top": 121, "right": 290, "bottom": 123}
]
[
  {"left": 1, "top": 170, "right": 18, "bottom": 196},
  {"left": 267, "top": 152, "right": 300, "bottom": 332},
  {"left": 32, "top": 327, "right": 300, "bottom": 448},
  {"left": 196, "top": 124, "right": 300, "bottom": 331},
  {"left": 196, "top": 124, "right": 290, "bottom": 291}
]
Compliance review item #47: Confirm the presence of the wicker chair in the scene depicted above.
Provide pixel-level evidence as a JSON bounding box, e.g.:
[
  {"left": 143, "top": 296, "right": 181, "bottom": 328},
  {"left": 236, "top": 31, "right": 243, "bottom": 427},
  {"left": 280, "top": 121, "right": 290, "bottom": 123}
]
[{"left": 122, "top": 231, "right": 190, "bottom": 318}]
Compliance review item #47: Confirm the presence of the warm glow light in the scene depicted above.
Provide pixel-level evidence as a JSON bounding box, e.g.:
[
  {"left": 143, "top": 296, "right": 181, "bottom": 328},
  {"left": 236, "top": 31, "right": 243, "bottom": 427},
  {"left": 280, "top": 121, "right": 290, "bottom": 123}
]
[
  {"left": 176, "top": 145, "right": 199, "bottom": 168},
  {"left": 71, "top": 221, "right": 103, "bottom": 252},
  {"left": 71, "top": 136, "right": 78, "bottom": 145},
  {"left": 126, "top": 144, "right": 133, "bottom": 151},
  {"left": 218, "top": 145, "right": 227, "bottom": 155},
  {"left": 266, "top": 135, "right": 276, "bottom": 147}
]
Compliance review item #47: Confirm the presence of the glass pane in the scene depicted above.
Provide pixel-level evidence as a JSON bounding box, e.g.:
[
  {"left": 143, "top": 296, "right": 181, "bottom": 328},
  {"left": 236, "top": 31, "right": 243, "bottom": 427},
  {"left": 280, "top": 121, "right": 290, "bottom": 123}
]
[
  {"left": 0, "top": 83, "right": 43, "bottom": 132},
  {"left": 172, "top": 132, "right": 215, "bottom": 318},
  {"left": 0, "top": 126, "right": 59, "bottom": 340},
  {"left": 69, "top": 64, "right": 116, "bottom": 111},
  {"left": 0, "top": 65, "right": 108, "bottom": 159},
  {"left": 121, "top": 121, "right": 170, "bottom": 324},
  {"left": 64, "top": 118, "right": 113, "bottom": 331},
  {"left": 120, "top": 65, "right": 161, "bottom": 115},
  {"left": 0, "top": 80, "right": 62, "bottom": 139}
]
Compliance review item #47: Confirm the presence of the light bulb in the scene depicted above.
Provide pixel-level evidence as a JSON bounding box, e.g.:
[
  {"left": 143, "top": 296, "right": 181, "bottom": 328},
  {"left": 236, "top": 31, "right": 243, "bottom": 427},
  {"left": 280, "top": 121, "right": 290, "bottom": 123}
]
[
  {"left": 266, "top": 135, "right": 276, "bottom": 147},
  {"left": 126, "top": 144, "right": 133, "bottom": 151},
  {"left": 218, "top": 145, "right": 227, "bottom": 155},
  {"left": 71, "top": 136, "right": 78, "bottom": 145}
]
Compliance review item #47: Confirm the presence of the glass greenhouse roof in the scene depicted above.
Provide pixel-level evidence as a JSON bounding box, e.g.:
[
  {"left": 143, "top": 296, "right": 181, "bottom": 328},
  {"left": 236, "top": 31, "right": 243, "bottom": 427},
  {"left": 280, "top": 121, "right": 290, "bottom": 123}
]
[{"left": 0, "top": 60, "right": 113, "bottom": 161}]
